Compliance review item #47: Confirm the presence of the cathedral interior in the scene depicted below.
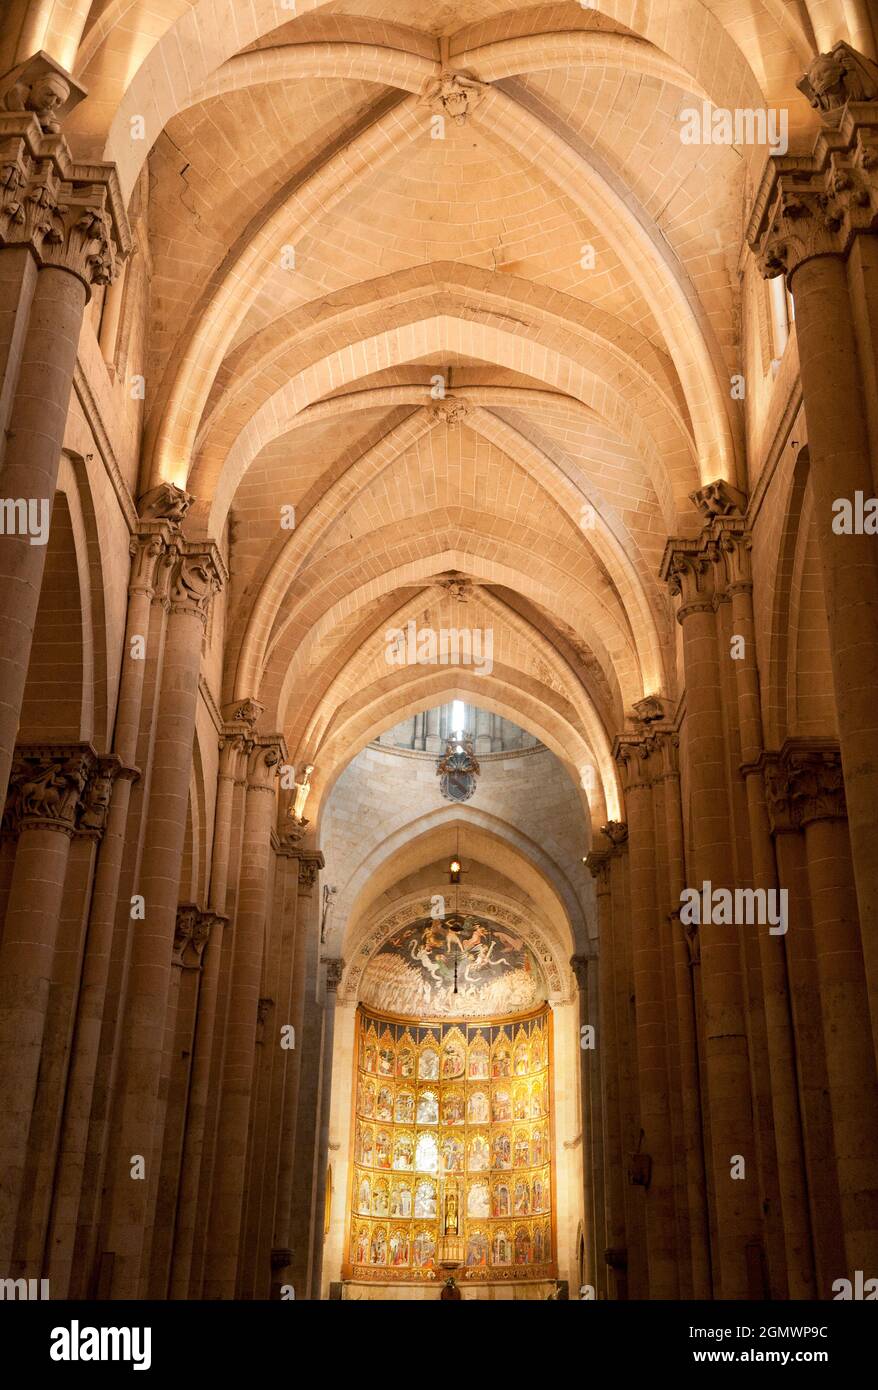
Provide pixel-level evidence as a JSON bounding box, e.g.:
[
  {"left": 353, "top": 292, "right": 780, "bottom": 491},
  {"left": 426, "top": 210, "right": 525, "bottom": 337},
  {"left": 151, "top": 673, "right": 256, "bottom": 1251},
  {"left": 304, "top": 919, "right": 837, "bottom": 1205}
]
[{"left": 0, "top": 0, "right": 877, "bottom": 1307}]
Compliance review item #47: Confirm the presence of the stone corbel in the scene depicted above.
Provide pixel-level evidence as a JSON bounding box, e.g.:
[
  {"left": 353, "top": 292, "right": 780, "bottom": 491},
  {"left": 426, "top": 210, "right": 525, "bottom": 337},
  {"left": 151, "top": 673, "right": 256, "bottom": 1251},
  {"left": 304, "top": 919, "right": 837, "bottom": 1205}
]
[
  {"left": 0, "top": 52, "right": 87, "bottom": 133},
  {"left": 600, "top": 819, "right": 628, "bottom": 851},
  {"left": 129, "top": 483, "right": 194, "bottom": 598}
]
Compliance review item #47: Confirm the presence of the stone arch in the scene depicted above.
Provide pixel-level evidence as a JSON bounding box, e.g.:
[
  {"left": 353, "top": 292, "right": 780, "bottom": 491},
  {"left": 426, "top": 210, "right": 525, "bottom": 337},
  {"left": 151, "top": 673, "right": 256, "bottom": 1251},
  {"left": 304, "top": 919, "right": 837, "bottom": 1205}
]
[
  {"left": 330, "top": 812, "right": 585, "bottom": 969},
  {"left": 294, "top": 665, "right": 618, "bottom": 831},
  {"left": 202, "top": 313, "right": 684, "bottom": 542}
]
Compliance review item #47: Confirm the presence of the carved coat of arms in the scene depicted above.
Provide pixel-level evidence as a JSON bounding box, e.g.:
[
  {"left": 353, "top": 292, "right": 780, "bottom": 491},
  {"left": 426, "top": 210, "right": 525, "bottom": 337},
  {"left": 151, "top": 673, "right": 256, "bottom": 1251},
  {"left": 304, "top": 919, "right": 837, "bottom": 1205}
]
[{"left": 436, "top": 736, "right": 480, "bottom": 803}]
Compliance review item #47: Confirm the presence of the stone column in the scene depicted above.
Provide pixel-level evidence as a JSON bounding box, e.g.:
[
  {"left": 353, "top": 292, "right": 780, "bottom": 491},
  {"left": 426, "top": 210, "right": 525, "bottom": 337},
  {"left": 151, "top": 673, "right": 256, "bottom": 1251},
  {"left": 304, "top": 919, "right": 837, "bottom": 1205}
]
[
  {"left": 722, "top": 528, "right": 816, "bottom": 1297},
  {"left": 186, "top": 730, "right": 252, "bottom": 1297},
  {"left": 270, "top": 844, "right": 310, "bottom": 1297},
  {"left": 203, "top": 735, "right": 284, "bottom": 1299},
  {"left": 148, "top": 903, "right": 221, "bottom": 1296},
  {"left": 252, "top": 833, "right": 300, "bottom": 1298},
  {"left": 651, "top": 729, "right": 712, "bottom": 1299},
  {"left": 167, "top": 715, "right": 250, "bottom": 1298},
  {"left": 766, "top": 741, "right": 878, "bottom": 1278},
  {"left": 288, "top": 850, "right": 325, "bottom": 1299},
  {"left": 747, "top": 73, "right": 878, "bottom": 1058},
  {"left": 603, "top": 820, "right": 645, "bottom": 1295},
  {"left": 661, "top": 518, "right": 763, "bottom": 1299},
  {"left": 614, "top": 735, "right": 679, "bottom": 1297},
  {"left": 570, "top": 946, "right": 603, "bottom": 1297},
  {"left": 45, "top": 491, "right": 186, "bottom": 1296},
  {"left": 0, "top": 79, "right": 129, "bottom": 809},
  {"left": 0, "top": 742, "right": 102, "bottom": 1264},
  {"left": 425, "top": 707, "right": 441, "bottom": 753},
  {"left": 585, "top": 846, "right": 623, "bottom": 1298},
  {"left": 769, "top": 800, "right": 846, "bottom": 1294},
  {"left": 310, "top": 956, "right": 344, "bottom": 1299},
  {"left": 99, "top": 539, "right": 226, "bottom": 1298}
]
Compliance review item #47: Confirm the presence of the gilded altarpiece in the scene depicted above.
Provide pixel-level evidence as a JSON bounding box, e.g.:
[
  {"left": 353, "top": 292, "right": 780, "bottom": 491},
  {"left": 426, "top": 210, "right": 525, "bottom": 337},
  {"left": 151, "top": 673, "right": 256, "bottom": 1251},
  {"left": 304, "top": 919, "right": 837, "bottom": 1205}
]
[{"left": 344, "top": 1004, "right": 556, "bottom": 1283}]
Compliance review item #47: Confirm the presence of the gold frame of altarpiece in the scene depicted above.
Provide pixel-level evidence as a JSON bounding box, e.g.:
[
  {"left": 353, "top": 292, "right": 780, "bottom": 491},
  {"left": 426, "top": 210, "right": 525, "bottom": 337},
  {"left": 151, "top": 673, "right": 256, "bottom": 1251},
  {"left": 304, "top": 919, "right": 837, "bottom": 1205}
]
[{"left": 342, "top": 1002, "right": 558, "bottom": 1285}]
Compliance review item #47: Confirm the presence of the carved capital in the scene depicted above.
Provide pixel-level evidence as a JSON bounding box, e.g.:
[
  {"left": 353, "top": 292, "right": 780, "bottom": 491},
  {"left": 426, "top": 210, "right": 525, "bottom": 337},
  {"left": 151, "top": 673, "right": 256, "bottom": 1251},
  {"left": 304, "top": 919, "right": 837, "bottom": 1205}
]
[
  {"left": 298, "top": 851, "right": 325, "bottom": 892},
  {"left": 128, "top": 521, "right": 180, "bottom": 598},
  {"left": 584, "top": 848, "right": 613, "bottom": 893},
  {"left": 569, "top": 951, "right": 596, "bottom": 989},
  {"left": 718, "top": 527, "right": 753, "bottom": 594},
  {"left": 79, "top": 754, "right": 132, "bottom": 835},
  {"left": 173, "top": 904, "right": 201, "bottom": 967},
  {"left": 763, "top": 739, "right": 846, "bottom": 832},
  {"left": 0, "top": 133, "right": 129, "bottom": 291},
  {"left": 218, "top": 729, "right": 252, "bottom": 778},
  {"left": 660, "top": 540, "right": 718, "bottom": 622},
  {"left": 613, "top": 734, "right": 653, "bottom": 793},
  {"left": 644, "top": 726, "right": 680, "bottom": 778},
  {"left": 747, "top": 91, "right": 878, "bottom": 282},
  {"left": 247, "top": 735, "right": 285, "bottom": 791},
  {"left": 0, "top": 743, "right": 129, "bottom": 837},
  {"left": 166, "top": 539, "right": 227, "bottom": 624},
  {"left": 420, "top": 71, "right": 486, "bottom": 126},
  {"left": 323, "top": 957, "right": 345, "bottom": 992}
]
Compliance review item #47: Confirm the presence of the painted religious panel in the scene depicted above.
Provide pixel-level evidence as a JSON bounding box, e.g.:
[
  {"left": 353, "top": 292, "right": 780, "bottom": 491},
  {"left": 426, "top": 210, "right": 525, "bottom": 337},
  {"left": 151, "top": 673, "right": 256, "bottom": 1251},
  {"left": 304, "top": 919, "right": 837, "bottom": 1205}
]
[
  {"left": 345, "top": 1004, "right": 556, "bottom": 1283},
  {"left": 358, "top": 918, "right": 546, "bottom": 1018}
]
